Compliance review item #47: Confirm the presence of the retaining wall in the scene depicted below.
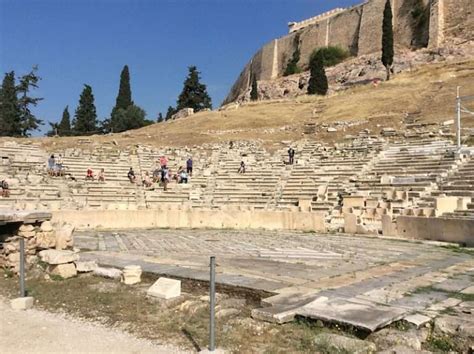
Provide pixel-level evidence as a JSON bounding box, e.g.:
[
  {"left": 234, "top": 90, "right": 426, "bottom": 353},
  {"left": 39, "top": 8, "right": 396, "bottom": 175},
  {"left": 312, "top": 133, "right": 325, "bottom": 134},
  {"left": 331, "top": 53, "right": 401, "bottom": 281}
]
[{"left": 52, "top": 209, "right": 326, "bottom": 232}]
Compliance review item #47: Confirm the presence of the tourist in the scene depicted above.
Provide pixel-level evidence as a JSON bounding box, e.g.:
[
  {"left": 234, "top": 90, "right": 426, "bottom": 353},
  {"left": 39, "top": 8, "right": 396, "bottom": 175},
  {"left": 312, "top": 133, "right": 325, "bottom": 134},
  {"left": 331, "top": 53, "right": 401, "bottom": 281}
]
[
  {"left": 142, "top": 171, "right": 153, "bottom": 188},
  {"left": 128, "top": 167, "right": 136, "bottom": 183},
  {"left": 86, "top": 168, "right": 94, "bottom": 181},
  {"left": 152, "top": 167, "right": 161, "bottom": 183},
  {"left": 159, "top": 155, "right": 168, "bottom": 168},
  {"left": 161, "top": 166, "right": 170, "bottom": 191},
  {"left": 98, "top": 168, "right": 105, "bottom": 182},
  {"left": 229, "top": 140, "right": 234, "bottom": 149},
  {"left": 238, "top": 161, "right": 246, "bottom": 174},
  {"left": 48, "top": 155, "right": 55, "bottom": 176},
  {"left": 186, "top": 157, "right": 193, "bottom": 176},
  {"left": 288, "top": 147, "right": 295, "bottom": 165},
  {"left": 55, "top": 154, "right": 64, "bottom": 176},
  {"left": 179, "top": 170, "right": 188, "bottom": 184},
  {"left": 1, "top": 179, "right": 10, "bottom": 198}
]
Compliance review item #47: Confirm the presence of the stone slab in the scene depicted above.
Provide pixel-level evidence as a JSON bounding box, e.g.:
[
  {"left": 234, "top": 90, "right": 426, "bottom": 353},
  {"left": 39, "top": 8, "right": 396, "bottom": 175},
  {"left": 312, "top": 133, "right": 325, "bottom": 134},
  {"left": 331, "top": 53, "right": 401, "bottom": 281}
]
[
  {"left": 403, "top": 313, "right": 432, "bottom": 328},
  {"left": 93, "top": 266, "right": 122, "bottom": 279},
  {"left": 49, "top": 263, "right": 77, "bottom": 279},
  {"left": 11, "top": 297, "right": 34, "bottom": 310},
  {"left": 147, "top": 278, "right": 181, "bottom": 300},
  {"left": 39, "top": 250, "right": 79, "bottom": 265},
  {"left": 75, "top": 260, "right": 98, "bottom": 273},
  {"left": 298, "top": 296, "right": 408, "bottom": 332}
]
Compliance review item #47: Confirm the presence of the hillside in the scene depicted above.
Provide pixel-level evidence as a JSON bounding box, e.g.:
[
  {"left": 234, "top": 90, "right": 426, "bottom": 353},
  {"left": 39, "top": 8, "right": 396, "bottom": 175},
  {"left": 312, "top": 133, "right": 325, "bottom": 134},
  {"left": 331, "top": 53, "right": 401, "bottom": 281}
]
[{"left": 2, "top": 59, "right": 473, "bottom": 152}]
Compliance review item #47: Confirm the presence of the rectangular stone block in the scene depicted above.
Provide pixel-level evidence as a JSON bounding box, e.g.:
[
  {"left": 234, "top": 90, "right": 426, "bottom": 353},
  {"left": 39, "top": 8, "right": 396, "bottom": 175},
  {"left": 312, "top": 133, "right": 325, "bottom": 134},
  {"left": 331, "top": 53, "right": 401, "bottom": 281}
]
[
  {"left": 75, "top": 260, "right": 98, "bottom": 273},
  {"left": 344, "top": 196, "right": 365, "bottom": 208},
  {"left": 39, "top": 250, "right": 79, "bottom": 265},
  {"left": 11, "top": 296, "right": 34, "bottom": 310},
  {"left": 344, "top": 213, "right": 357, "bottom": 234},
  {"left": 147, "top": 277, "right": 181, "bottom": 299},
  {"left": 49, "top": 263, "right": 77, "bottom": 279}
]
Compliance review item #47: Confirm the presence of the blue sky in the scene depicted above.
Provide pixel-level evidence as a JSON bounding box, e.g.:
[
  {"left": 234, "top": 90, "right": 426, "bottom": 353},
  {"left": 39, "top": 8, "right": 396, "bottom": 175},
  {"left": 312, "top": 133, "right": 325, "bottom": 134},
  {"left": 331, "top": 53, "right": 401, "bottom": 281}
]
[{"left": 0, "top": 0, "right": 361, "bottom": 135}]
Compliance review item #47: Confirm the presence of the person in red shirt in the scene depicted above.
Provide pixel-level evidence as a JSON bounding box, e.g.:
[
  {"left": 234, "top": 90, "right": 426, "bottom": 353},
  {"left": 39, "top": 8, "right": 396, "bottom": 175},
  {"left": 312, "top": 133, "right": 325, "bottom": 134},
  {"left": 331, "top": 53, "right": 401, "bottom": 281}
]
[
  {"left": 86, "top": 168, "right": 94, "bottom": 181},
  {"left": 159, "top": 156, "right": 168, "bottom": 168}
]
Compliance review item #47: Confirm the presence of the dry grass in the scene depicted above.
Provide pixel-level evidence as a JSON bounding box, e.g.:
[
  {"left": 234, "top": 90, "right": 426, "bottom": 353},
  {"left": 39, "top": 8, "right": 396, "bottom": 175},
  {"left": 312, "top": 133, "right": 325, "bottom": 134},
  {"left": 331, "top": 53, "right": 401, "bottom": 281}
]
[{"left": 2, "top": 59, "right": 473, "bottom": 152}]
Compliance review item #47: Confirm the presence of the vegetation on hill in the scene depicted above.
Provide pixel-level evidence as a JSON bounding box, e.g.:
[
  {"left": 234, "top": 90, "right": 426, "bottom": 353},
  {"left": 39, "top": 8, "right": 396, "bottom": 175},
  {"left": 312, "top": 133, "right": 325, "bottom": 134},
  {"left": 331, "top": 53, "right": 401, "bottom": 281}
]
[
  {"left": 250, "top": 75, "right": 258, "bottom": 101},
  {"left": 176, "top": 66, "right": 212, "bottom": 112},
  {"left": 0, "top": 67, "right": 43, "bottom": 137},
  {"left": 311, "top": 46, "right": 350, "bottom": 68},
  {"left": 73, "top": 84, "right": 98, "bottom": 134},
  {"left": 47, "top": 106, "right": 71, "bottom": 137},
  {"left": 284, "top": 34, "right": 302, "bottom": 76},
  {"left": 382, "top": 0, "right": 395, "bottom": 80},
  {"left": 307, "top": 51, "right": 328, "bottom": 96}
]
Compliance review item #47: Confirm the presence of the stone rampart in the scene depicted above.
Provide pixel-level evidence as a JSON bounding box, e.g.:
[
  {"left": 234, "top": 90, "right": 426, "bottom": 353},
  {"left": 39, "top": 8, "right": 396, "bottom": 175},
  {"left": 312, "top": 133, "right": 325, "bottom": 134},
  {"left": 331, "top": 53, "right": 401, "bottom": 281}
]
[
  {"left": 223, "top": 0, "right": 461, "bottom": 105},
  {"left": 51, "top": 209, "right": 327, "bottom": 232}
]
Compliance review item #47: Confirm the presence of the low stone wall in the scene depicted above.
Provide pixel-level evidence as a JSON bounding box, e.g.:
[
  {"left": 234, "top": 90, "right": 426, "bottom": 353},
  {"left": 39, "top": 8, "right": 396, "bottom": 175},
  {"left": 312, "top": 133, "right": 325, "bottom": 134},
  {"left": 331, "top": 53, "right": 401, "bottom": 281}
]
[
  {"left": 396, "top": 216, "right": 474, "bottom": 246},
  {"left": 51, "top": 209, "right": 326, "bottom": 232}
]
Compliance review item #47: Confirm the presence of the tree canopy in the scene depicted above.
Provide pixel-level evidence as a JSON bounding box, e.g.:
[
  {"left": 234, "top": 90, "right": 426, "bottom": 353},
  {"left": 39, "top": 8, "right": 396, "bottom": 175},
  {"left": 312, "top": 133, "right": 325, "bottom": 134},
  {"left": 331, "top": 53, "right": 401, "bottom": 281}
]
[
  {"left": 73, "top": 84, "right": 98, "bottom": 134},
  {"left": 176, "top": 66, "right": 212, "bottom": 112},
  {"left": 307, "top": 51, "right": 328, "bottom": 96}
]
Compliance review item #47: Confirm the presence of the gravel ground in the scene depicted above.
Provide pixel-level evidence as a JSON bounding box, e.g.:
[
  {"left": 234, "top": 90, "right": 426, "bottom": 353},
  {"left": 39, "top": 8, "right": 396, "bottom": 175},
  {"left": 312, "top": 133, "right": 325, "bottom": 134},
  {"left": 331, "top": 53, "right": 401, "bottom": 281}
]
[{"left": 0, "top": 297, "right": 190, "bottom": 354}]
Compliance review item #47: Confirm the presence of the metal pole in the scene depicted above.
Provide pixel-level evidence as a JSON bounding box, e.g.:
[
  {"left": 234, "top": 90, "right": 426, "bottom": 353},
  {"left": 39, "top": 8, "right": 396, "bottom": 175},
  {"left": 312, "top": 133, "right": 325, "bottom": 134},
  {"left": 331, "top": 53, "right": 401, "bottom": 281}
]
[
  {"left": 456, "top": 86, "right": 461, "bottom": 151},
  {"left": 209, "top": 256, "right": 216, "bottom": 352},
  {"left": 19, "top": 238, "right": 26, "bottom": 297}
]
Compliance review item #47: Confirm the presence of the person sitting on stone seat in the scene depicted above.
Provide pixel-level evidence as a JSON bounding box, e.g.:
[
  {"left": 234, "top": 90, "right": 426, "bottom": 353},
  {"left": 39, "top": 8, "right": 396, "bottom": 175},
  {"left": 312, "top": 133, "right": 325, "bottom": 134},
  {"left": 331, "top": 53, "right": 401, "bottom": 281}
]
[
  {"left": 128, "top": 167, "right": 136, "bottom": 183},
  {"left": 142, "top": 171, "right": 153, "bottom": 188},
  {"left": 1, "top": 179, "right": 10, "bottom": 198},
  {"left": 152, "top": 167, "right": 161, "bottom": 183},
  {"left": 55, "top": 154, "right": 64, "bottom": 176},
  {"left": 159, "top": 155, "right": 168, "bottom": 169},
  {"left": 98, "top": 168, "right": 105, "bottom": 182},
  {"left": 238, "top": 161, "right": 246, "bottom": 174},
  {"left": 85, "top": 168, "right": 94, "bottom": 181},
  {"left": 179, "top": 170, "right": 188, "bottom": 184}
]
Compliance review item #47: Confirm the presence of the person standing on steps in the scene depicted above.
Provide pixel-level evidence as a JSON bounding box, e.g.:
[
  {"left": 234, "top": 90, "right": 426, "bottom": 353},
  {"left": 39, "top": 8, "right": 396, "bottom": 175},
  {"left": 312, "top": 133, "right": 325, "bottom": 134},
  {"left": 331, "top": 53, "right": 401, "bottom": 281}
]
[
  {"left": 186, "top": 157, "right": 193, "bottom": 177},
  {"left": 288, "top": 147, "right": 295, "bottom": 165}
]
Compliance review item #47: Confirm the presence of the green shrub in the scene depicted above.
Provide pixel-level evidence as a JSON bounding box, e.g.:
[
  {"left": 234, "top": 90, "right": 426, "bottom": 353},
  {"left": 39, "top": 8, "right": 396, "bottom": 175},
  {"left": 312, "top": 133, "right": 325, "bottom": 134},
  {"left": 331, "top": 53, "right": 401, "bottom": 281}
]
[{"left": 310, "top": 46, "right": 350, "bottom": 68}]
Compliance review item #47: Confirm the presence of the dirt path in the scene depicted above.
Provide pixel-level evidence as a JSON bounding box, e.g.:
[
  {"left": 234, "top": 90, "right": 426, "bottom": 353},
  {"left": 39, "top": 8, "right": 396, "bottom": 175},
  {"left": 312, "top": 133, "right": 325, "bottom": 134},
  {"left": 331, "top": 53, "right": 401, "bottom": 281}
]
[{"left": 0, "top": 297, "right": 189, "bottom": 354}]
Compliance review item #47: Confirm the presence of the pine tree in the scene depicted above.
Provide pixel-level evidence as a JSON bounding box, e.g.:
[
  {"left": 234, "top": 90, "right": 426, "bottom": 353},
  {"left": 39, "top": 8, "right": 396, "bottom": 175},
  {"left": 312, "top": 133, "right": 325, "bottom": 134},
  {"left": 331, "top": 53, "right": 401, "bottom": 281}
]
[
  {"left": 157, "top": 112, "right": 163, "bottom": 123},
  {"left": 176, "top": 66, "right": 212, "bottom": 112},
  {"left": 16, "top": 66, "right": 43, "bottom": 136},
  {"left": 58, "top": 106, "right": 71, "bottom": 135},
  {"left": 382, "top": 0, "right": 394, "bottom": 80},
  {"left": 74, "top": 84, "right": 97, "bottom": 134},
  {"left": 0, "top": 71, "right": 22, "bottom": 136},
  {"left": 250, "top": 75, "right": 258, "bottom": 101},
  {"left": 307, "top": 52, "right": 328, "bottom": 96}
]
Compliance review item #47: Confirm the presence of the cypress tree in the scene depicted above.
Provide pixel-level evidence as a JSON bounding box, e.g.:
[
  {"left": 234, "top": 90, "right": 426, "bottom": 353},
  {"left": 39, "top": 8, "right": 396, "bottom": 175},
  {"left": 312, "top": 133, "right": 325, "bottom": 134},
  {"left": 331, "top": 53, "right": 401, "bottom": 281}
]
[
  {"left": 74, "top": 84, "right": 97, "bottom": 134},
  {"left": 0, "top": 71, "right": 22, "bottom": 136},
  {"left": 250, "top": 75, "right": 258, "bottom": 101},
  {"left": 16, "top": 66, "right": 43, "bottom": 136},
  {"left": 382, "top": 0, "right": 394, "bottom": 80},
  {"left": 307, "top": 52, "right": 328, "bottom": 96},
  {"left": 176, "top": 66, "right": 212, "bottom": 112},
  {"left": 58, "top": 106, "right": 71, "bottom": 135},
  {"left": 115, "top": 65, "right": 133, "bottom": 110},
  {"left": 157, "top": 112, "right": 163, "bottom": 123},
  {"left": 165, "top": 106, "right": 175, "bottom": 120}
]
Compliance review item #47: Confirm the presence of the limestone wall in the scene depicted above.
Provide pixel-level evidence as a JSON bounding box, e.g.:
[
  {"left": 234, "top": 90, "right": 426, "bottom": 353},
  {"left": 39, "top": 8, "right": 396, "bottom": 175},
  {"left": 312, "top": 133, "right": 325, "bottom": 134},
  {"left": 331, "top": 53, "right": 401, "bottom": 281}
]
[
  {"left": 51, "top": 209, "right": 326, "bottom": 232},
  {"left": 396, "top": 216, "right": 474, "bottom": 246},
  {"left": 223, "top": 0, "right": 465, "bottom": 105}
]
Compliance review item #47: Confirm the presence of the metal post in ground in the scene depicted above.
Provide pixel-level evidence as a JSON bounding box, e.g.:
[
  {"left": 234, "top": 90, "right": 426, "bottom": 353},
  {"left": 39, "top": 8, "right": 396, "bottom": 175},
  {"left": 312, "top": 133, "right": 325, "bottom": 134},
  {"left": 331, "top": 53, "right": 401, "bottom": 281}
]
[
  {"left": 19, "top": 237, "right": 26, "bottom": 297},
  {"left": 456, "top": 86, "right": 462, "bottom": 151},
  {"left": 209, "top": 256, "right": 216, "bottom": 351}
]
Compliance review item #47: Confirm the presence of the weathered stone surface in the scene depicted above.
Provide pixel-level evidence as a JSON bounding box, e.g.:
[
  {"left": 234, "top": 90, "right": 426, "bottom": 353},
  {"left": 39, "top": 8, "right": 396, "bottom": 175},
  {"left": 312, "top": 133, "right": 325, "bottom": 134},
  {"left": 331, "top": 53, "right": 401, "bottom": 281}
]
[
  {"left": 403, "top": 314, "right": 431, "bottom": 328},
  {"left": 55, "top": 224, "right": 74, "bottom": 250},
  {"left": 36, "top": 231, "right": 56, "bottom": 249},
  {"left": 18, "top": 230, "right": 36, "bottom": 238},
  {"left": 39, "top": 250, "right": 79, "bottom": 265},
  {"left": 122, "top": 265, "right": 142, "bottom": 285},
  {"left": 314, "top": 333, "right": 376, "bottom": 354},
  {"left": 147, "top": 278, "right": 181, "bottom": 299},
  {"left": 49, "top": 263, "right": 77, "bottom": 279},
  {"left": 369, "top": 328, "right": 421, "bottom": 350},
  {"left": 40, "top": 221, "right": 53, "bottom": 232},
  {"left": 93, "top": 267, "right": 122, "bottom": 279},
  {"left": 19, "top": 224, "right": 35, "bottom": 232},
  {"left": 216, "top": 308, "right": 239, "bottom": 319},
  {"left": 11, "top": 297, "right": 34, "bottom": 310},
  {"left": 75, "top": 260, "right": 98, "bottom": 273}
]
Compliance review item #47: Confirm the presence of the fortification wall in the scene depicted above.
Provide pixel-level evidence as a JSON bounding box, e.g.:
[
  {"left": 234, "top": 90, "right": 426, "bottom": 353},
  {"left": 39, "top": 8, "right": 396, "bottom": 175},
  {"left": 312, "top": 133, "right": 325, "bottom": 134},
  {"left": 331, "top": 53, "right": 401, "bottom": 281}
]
[{"left": 223, "top": 0, "right": 459, "bottom": 105}]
